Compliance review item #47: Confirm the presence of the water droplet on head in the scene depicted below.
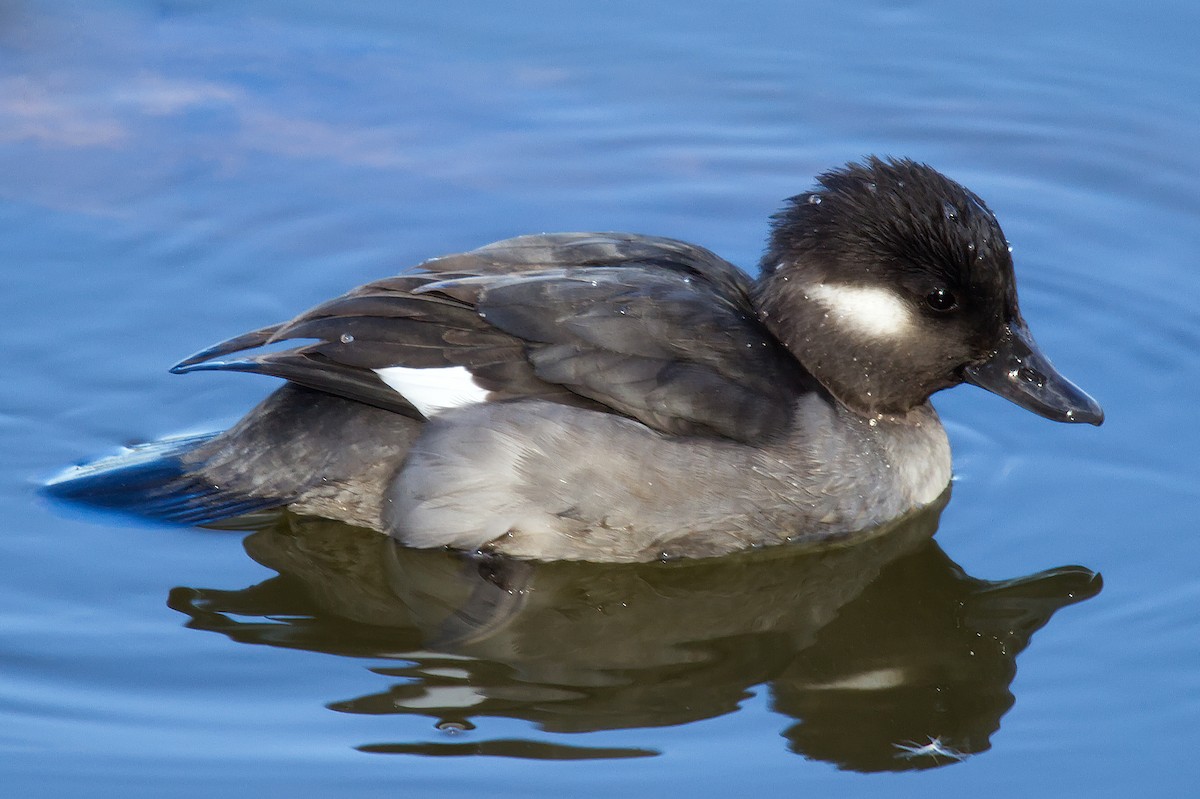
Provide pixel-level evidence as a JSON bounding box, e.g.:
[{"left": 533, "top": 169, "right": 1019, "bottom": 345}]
[
  {"left": 943, "top": 201, "right": 958, "bottom": 221},
  {"left": 340, "top": 333, "right": 354, "bottom": 344},
  {"left": 808, "top": 194, "right": 822, "bottom": 205}
]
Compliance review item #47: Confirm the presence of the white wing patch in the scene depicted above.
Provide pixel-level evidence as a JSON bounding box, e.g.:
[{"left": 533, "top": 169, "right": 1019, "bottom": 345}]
[
  {"left": 373, "top": 365, "right": 490, "bottom": 417},
  {"left": 807, "top": 284, "right": 914, "bottom": 338}
]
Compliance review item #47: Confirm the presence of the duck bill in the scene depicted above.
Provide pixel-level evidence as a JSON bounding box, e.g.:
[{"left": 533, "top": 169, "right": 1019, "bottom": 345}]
[{"left": 963, "top": 318, "right": 1104, "bottom": 425}]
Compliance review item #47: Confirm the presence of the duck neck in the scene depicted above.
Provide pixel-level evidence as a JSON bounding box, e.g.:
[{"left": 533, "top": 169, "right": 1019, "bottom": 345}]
[{"left": 752, "top": 272, "right": 940, "bottom": 419}]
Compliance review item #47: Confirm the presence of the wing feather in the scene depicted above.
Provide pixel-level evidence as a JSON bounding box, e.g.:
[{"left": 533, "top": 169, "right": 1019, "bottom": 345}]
[{"left": 170, "top": 233, "right": 812, "bottom": 441}]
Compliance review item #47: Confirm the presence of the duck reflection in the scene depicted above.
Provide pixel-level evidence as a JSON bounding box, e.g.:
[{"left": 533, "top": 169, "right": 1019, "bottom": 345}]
[{"left": 168, "top": 495, "right": 1100, "bottom": 771}]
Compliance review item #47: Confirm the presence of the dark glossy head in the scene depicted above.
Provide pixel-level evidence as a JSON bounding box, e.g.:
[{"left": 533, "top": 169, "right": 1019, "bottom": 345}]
[{"left": 755, "top": 157, "right": 1102, "bottom": 424}]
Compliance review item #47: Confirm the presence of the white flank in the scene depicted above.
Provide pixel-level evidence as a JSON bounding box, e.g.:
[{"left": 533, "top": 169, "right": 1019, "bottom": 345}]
[
  {"left": 373, "top": 365, "right": 490, "bottom": 417},
  {"left": 808, "top": 283, "right": 914, "bottom": 338}
]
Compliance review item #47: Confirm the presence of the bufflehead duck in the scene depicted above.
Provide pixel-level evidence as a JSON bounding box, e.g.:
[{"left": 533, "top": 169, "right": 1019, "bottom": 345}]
[{"left": 48, "top": 158, "right": 1102, "bottom": 561}]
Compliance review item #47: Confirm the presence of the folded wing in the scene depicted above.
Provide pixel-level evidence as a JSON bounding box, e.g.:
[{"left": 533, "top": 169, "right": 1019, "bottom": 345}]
[{"left": 172, "top": 233, "right": 813, "bottom": 443}]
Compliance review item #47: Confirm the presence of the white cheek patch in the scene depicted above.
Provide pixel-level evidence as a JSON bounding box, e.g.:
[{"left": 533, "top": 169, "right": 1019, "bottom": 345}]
[
  {"left": 805, "top": 667, "right": 909, "bottom": 691},
  {"left": 373, "top": 365, "right": 490, "bottom": 417},
  {"left": 807, "top": 284, "right": 914, "bottom": 339}
]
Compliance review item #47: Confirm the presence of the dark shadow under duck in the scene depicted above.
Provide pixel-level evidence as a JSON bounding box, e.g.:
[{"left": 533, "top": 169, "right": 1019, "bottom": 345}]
[
  {"left": 46, "top": 158, "right": 1103, "bottom": 561},
  {"left": 166, "top": 503, "right": 1102, "bottom": 770}
]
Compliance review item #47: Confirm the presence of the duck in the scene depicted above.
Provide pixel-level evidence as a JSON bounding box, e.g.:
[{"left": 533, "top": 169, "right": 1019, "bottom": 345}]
[{"left": 47, "top": 157, "right": 1103, "bottom": 562}]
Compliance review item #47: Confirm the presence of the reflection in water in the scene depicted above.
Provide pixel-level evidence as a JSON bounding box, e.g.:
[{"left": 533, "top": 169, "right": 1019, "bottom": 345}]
[{"left": 169, "top": 498, "right": 1100, "bottom": 771}]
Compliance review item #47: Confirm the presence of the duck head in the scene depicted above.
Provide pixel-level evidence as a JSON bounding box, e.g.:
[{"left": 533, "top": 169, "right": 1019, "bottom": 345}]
[{"left": 755, "top": 157, "right": 1103, "bottom": 425}]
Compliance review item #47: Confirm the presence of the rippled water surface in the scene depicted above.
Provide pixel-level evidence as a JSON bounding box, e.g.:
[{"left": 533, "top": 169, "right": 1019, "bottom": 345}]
[{"left": 4, "top": 1, "right": 1198, "bottom": 796}]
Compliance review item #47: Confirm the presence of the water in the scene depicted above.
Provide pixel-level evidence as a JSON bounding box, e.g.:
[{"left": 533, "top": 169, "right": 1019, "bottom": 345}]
[{"left": 4, "top": 1, "right": 1198, "bottom": 796}]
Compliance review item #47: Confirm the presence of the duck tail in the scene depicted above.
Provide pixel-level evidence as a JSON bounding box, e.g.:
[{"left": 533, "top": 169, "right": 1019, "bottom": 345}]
[{"left": 42, "top": 432, "right": 283, "bottom": 526}]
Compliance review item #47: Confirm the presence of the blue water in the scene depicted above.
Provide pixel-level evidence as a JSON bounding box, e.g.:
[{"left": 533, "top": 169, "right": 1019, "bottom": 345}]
[{"left": 4, "top": 1, "right": 1198, "bottom": 796}]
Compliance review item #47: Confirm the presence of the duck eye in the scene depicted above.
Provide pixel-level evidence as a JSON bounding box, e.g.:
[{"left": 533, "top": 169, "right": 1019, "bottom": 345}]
[{"left": 925, "top": 288, "right": 958, "bottom": 313}]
